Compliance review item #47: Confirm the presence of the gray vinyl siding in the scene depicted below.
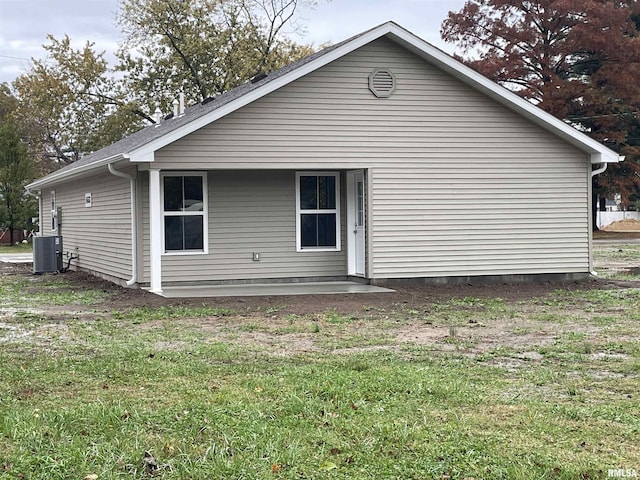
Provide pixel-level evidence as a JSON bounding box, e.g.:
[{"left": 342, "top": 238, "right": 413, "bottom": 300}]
[
  {"left": 154, "top": 37, "right": 589, "bottom": 279},
  {"left": 160, "top": 171, "right": 346, "bottom": 284},
  {"left": 371, "top": 161, "right": 588, "bottom": 277},
  {"left": 48, "top": 169, "right": 133, "bottom": 281}
]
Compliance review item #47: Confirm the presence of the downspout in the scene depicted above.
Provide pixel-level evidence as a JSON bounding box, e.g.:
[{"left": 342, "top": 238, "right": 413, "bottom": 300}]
[
  {"left": 589, "top": 162, "right": 610, "bottom": 277},
  {"left": 108, "top": 163, "right": 138, "bottom": 286},
  {"left": 591, "top": 162, "right": 608, "bottom": 178}
]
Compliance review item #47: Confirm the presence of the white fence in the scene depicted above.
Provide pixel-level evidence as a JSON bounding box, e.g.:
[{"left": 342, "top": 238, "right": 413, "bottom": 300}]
[{"left": 597, "top": 211, "right": 640, "bottom": 229}]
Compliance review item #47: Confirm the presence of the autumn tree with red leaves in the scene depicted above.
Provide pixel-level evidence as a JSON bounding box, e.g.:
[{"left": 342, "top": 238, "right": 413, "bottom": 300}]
[{"left": 441, "top": 0, "right": 640, "bottom": 214}]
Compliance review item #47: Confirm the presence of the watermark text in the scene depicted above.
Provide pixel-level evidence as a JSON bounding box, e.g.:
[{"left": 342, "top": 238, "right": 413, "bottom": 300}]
[{"left": 608, "top": 469, "right": 638, "bottom": 478}]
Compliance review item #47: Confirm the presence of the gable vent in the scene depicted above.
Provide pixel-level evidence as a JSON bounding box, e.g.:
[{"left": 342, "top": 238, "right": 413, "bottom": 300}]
[{"left": 369, "top": 69, "right": 396, "bottom": 98}]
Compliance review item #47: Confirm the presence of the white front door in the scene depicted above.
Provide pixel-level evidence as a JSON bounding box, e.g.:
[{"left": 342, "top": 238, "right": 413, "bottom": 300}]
[{"left": 347, "top": 170, "right": 366, "bottom": 276}]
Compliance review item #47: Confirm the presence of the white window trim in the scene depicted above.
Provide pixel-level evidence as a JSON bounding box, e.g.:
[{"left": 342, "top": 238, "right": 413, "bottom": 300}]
[
  {"left": 50, "top": 190, "right": 56, "bottom": 232},
  {"left": 295, "top": 171, "right": 341, "bottom": 252},
  {"left": 160, "top": 172, "right": 209, "bottom": 255}
]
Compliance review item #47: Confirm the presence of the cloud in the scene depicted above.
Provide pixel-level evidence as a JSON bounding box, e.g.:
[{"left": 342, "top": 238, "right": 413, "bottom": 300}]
[
  {"left": 0, "top": 0, "right": 464, "bottom": 84},
  {"left": 296, "top": 0, "right": 461, "bottom": 48},
  {"left": 0, "top": 0, "right": 121, "bottom": 83}
]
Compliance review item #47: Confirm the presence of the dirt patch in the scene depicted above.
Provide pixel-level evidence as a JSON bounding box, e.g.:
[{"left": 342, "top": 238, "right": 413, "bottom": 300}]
[
  {"left": 396, "top": 323, "right": 448, "bottom": 344},
  {"left": 593, "top": 229, "right": 640, "bottom": 239},
  {"left": 3, "top": 260, "right": 614, "bottom": 316},
  {"left": 237, "top": 331, "right": 322, "bottom": 356},
  {"left": 0, "top": 262, "right": 31, "bottom": 276},
  {"left": 602, "top": 219, "right": 640, "bottom": 232}
]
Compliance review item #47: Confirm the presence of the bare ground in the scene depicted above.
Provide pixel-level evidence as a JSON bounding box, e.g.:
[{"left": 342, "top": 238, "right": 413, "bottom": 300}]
[
  {"left": 0, "top": 260, "right": 620, "bottom": 314},
  {"left": 601, "top": 218, "right": 640, "bottom": 232},
  {"left": 2, "top": 255, "right": 639, "bottom": 361},
  {"left": 593, "top": 229, "right": 640, "bottom": 238}
]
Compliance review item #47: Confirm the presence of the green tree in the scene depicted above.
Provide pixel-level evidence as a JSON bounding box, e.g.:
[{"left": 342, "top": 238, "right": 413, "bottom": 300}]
[
  {"left": 441, "top": 0, "right": 640, "bottom": 216},
  {"left": 0, "top": 83, "right": 19, "bottom": 119},
  {"left": 12, "top": 36, "right": 148, "bottom": 167},
  {"left": 116, "top": 0, "right": 316, "bottom": 113},
  {"left": 11, "top": 0, "right": 317, "bottom": 172},
  {"left": 0, "top": 88, "right": 37, "bottom": 245}
]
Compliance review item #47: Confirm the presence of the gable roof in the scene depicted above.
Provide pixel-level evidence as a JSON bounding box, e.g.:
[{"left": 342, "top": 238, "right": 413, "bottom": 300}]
[{"left": 27, "top": 21, "right": 622, "bottom": 191}]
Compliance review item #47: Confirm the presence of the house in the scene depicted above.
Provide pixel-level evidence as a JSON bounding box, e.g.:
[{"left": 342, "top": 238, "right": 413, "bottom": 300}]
[{"left": 25, "top": 22, "right": 622, "bottom": 295}]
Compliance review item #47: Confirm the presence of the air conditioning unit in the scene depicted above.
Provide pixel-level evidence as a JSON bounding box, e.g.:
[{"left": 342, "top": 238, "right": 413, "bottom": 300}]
[{"left": 33, "top": 235, "right": 63, "bottom": 274}]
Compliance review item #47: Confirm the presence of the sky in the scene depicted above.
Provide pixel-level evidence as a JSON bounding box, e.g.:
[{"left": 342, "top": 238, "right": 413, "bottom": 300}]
[{"left": 0, "top": 0, "right": 466, "bottom": 85}]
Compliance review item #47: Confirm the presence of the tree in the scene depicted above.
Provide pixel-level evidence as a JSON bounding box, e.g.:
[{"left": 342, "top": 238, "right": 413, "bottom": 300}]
[
  {"left": 0, "top": 83, "right": 19, "bottom": 119},
  {"left": 441, "top": 0, "right": 640, "bottom": 215},
  {"left": 0, "top": 88, "right": 37, "bottom": 245},
  {"left": 116, "top": 0, "right": 316, "bottom": 113},
  {"left": 12, "top": 36, "right": 148, "bottom": 168},
  {"left": 11, "top": 0, "right": 317, "bottom": 171}
]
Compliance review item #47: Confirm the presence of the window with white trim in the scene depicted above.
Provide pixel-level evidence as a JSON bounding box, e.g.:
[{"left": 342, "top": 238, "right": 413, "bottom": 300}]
[
  {"left": 50, "top": 191, "right": 56, "bottom": 231},
  {"left": 296, "top": 172, "right": 340, "bottom": 251},
  {"left": 161, "top": 173, "right": 208, "bottom": 253}
]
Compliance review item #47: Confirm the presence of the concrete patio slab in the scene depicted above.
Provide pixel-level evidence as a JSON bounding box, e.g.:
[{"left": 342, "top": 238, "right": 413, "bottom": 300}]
[{"left": 156, "top": 281, "right": 395, "bottom": 298}]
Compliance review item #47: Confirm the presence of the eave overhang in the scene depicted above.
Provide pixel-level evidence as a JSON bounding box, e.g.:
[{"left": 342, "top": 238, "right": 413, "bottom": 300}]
[{"left": 26, "top": 153, "right": 130, "bottom": 192}]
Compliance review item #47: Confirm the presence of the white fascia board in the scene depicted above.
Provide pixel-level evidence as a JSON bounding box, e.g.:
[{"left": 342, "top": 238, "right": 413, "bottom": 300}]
[
  {"left": 128, "top": 26, "right": 394, "bottom": 163},
  {"left": 26, "top": 153, "right": 130, "bottom": 191},
  {"left": 383, "top": 25, "right": 622, "bottom": 164},
  {"left": 130, "top": 150, "right": 155, "bottom": 163}
]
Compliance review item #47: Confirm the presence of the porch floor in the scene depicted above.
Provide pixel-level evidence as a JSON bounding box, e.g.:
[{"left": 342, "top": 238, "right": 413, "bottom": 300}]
[{"left": 155, "top": 281, "right": 394, "bottom": 298}]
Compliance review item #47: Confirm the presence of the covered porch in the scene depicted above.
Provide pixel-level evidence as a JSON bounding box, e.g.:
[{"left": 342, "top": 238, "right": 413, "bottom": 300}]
[{"left": 144, "top": 168, "right": 370, "bottom": 294}]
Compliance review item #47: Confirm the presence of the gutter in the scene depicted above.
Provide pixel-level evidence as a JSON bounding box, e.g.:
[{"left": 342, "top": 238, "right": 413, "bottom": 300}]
[
  {"left": 26, "top": 153, "right": 128, "bottom": 192},
  {"left": 589, "top": 154, "right": 624, "bottom": 181},
  {"left": 107, "top": 163, "right": 138, "bottom": 286}
]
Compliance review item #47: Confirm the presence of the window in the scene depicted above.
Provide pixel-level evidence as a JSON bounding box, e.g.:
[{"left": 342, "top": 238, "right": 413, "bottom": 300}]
[
  {"left": 50, "top": 191, "right": 56, "bottom": 231},
  {"left": 296, "top": 172, "right": 340, "bottom": 251},
  {"left": 161, "top": 173, "right": 207, "bottom": 253}
]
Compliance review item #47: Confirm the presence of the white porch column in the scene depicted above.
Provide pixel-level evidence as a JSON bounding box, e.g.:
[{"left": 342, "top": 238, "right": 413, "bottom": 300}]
[{"left": 149, "top": 168, "right": 162, "bottom": 293}]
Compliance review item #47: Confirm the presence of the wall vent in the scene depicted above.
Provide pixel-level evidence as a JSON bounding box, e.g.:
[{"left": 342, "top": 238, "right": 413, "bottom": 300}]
[{"left": 368, "top": 69, "right": 396, "bottom": 98}]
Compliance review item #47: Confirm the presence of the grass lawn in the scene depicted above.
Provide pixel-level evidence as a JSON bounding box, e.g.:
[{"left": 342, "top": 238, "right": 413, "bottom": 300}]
[
  {"left": 0, "top": 246, "right": 638, "bottom": 479},
  {"left": 592, "top": 242, "right": 640, "bottom": 280},
  {"left": 0, "top": 243, "right": 32, "bottom": 254}
]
